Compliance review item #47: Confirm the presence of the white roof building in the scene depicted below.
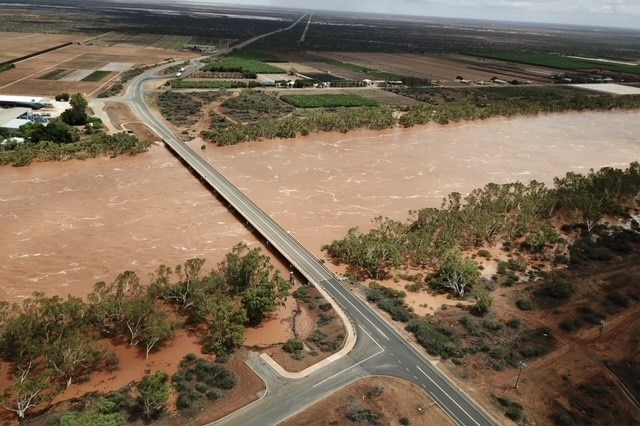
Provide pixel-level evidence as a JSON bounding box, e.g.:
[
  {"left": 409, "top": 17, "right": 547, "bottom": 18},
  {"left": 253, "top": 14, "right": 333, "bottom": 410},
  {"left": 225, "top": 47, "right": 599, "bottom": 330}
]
[{"left": 0, "top": 107, "right": 34, "bottom": 133}]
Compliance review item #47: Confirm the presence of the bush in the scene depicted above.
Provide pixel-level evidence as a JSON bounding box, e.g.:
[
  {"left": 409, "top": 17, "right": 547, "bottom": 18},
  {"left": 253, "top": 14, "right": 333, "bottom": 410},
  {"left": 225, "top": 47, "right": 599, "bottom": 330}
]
[
  {"left": 482, "top": 319, "right": 504, "bottom": 332},
  {"left": 559, "top": 318, "right": 583, "bottom": 333},
  {"left": 537, "top": 276, "right": 574, "bottom": 300},
  {"left": 506, "top": 404, "right": 524, "bottom": 422},
  {"left": 506, "top": 318, "right": 522, "bottom": 329},
  {"left": 345, "top": 408, "right": 381, "bottom": 424},
  {"left": 460, "top": 315, "right": 480, "bottom": 336},
  {"left": 607, "top": 291, "right": 630, "bottom": 308},
  {"left": 283, "top": 339, "right": 304, "bottom": 353},
  {"left": 478, "top": 249, "right": 492, "bottom": 259},
  {"left": 405, "top": 319, "right": 464, "bottom": 359},
  {"left": 172, "top": 356, "right": 236, "bottom": 413},
  {"left": 516, "top": 298, "right": 534, "bottom": 310},
  {"left": 577, "top": 305, "right": 606, "bottom": 325}
]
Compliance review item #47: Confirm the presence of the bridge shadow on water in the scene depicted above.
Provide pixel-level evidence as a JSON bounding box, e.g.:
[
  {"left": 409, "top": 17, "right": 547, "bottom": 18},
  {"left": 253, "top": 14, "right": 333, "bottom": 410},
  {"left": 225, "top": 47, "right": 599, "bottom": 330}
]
[{"left": 165, "top": 143, "right": 307, "bottom": 281}]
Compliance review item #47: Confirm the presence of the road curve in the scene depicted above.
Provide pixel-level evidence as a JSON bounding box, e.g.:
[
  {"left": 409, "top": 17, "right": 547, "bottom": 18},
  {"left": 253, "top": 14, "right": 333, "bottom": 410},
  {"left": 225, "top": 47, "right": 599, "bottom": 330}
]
[{"left": 120, "top": 13, "right": 498, "bottom": 426}]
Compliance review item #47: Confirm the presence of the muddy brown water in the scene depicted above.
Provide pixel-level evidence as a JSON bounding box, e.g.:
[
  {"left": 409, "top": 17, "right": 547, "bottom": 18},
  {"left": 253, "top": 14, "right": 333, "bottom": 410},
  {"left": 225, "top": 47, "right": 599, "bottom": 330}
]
[{"left": 1, "top": 111, "right": 639, "bottom": 303}]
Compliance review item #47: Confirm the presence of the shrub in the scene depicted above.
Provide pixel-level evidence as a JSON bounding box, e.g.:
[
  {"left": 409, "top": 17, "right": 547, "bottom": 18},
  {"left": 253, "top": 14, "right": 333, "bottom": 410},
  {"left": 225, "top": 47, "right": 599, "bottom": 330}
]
[
  {"left": 478, "top": 249, "right": 492, "bottom": 259},
  {"left": 559, "top": 318, "right": 583, "bottom": 333},
  {"left": 283, "top": 339, "right": 304, "bottom": 353},
  {"left": 506, "top": 404, "right": 524, "bottom": 422},
  {"left": 516, "top": 298, "right": 534, "bottom": 310},
  {"left": 577, "top": 305, "right": 606, "bottom": 325},
  {"left": 607, "top": 291, "right": 630, "bottom": 308},
  {"left": 482, "top": 319, "right": 504, "bottom": 332},
  {"left": 537, "top": 276, "right": 574, "bottom": 300},
  {"left": 345, "top": 408, "right": 381, "bottom": 424},
  {"left": 506, "top": 318, "right": 522, "bottom": 329},
  {"left": 405, "top": 319, "right": 464, "bottom": 359}
]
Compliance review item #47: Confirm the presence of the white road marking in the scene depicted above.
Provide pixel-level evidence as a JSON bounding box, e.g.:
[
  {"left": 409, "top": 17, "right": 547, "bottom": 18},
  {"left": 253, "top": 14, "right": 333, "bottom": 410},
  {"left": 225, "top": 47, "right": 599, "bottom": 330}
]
[
  {"left": 312, "top": 326, "right": 384, "bottom": 389},
  {"left": 417, "top": 366, "right": 480, "bottom": 426}
]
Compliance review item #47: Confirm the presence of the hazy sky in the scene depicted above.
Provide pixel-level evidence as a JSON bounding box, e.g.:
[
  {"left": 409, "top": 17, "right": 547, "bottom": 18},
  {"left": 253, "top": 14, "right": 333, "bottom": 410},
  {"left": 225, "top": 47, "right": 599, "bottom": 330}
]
[{"left": 196, "top": 0, "right": 640, "bottom": 29}]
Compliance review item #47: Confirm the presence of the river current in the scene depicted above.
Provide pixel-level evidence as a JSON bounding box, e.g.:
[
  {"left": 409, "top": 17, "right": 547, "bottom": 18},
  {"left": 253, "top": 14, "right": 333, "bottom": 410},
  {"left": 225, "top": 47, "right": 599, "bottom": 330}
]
[{"left": 1, "top": 111, "right": 638, "bottom": 300}]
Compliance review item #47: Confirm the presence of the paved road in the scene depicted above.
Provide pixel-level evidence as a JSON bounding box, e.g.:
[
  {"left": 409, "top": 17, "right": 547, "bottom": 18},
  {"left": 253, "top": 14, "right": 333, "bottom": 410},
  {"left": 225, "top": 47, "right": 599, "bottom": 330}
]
[{"left": 119, "top": 14, "right": 498, "bottom": 426}]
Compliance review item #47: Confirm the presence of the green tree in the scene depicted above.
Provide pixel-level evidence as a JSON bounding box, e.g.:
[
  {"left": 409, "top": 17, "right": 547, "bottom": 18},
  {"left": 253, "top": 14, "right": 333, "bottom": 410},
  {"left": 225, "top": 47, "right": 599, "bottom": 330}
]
[
  {"left": 0, "top": 369, "right": 57, "bottom": 419},
  {"left": 69, "top": 93, "right": 88, "bottom": 112},
  {"left": 200, "top": 298, "right": 246, "bottom": 356},
  {"left": 242, "top": 271, "right": 290, "bottom": 325},
  {"left": 136, "top": 371, "right": 170, "bottom": 420},
  {"left": 142, "top": 309, "right": 174, "bottom": 359},
  {"left": 47, "top": 329, "right": 103, "bottom": 388},
  {"left": 473, "top": 288, "right": 492, "bottom": 315},
  {"left": 430, "top": 249, "right": 480, "bottom": 298},
  {"left": 1, "top": 305, "right": 44, "bottom": 382},
  {"left": 218, "top": 243, "right": 272, "bottom": 294}
]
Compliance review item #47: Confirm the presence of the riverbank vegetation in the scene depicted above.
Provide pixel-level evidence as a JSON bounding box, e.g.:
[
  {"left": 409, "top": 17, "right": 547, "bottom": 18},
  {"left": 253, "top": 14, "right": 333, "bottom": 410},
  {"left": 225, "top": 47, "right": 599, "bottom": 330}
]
[
  {"left": 324, "top": 163, "right": 640, "bottom": 283},
  {"left": 396, "top": 88, "right": 640, "bottom": 126},
  {"left": 159, "top": 86, "right": 640, "bottom": 147},
  {"left": 325, "top": 163, "right": 640, "bottom": 425},
  {"left": 0, "top": 243, "right": 289, "bottom": 422}
]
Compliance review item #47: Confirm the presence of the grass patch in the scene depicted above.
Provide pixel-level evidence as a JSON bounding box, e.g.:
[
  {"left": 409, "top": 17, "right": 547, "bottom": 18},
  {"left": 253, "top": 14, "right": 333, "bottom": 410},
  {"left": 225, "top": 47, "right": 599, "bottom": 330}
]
[
  {"left": 81, "top": 70, "right": 111, "bottom": 82},
  {"left": 280, "top": 94, "right": 378, "bottom": 108},
  {"left": 230, "top": 49, "right": 285, "bottom": 62}
]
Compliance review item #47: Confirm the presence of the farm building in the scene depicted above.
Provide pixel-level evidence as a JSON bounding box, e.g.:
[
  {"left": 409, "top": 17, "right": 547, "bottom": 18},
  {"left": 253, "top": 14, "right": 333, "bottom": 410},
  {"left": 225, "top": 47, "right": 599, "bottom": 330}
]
[
  {"left": 0, "top": 95, "right": 52, "bottom": 110},
  {"left": 0, "top": 107, "right": 41, "bottom": 133}
]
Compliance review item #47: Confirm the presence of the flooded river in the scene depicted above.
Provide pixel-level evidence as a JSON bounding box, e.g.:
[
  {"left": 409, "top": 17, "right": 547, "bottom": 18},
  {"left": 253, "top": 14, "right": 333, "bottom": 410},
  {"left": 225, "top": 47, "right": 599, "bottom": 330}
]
[{"left": 1, "top": 111, "right": 639, "bottom": 301}]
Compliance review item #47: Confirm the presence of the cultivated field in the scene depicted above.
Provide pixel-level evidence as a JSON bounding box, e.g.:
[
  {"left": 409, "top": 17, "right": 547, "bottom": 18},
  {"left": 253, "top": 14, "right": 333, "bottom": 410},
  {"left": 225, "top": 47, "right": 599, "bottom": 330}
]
[
  {"left": 0, "top": 35, "right": 196, "bottom": 96},
  {"left": 313, "top": 51, "right": 553, "bottom": 84},
  {"left": 0, "top": 32, "right": 88, "bottom": 64}
]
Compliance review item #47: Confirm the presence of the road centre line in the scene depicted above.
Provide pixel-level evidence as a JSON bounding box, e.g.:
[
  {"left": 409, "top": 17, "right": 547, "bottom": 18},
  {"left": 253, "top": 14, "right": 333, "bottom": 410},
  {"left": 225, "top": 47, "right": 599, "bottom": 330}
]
[
  {"left": 416, "top": 366, "right": 480, "bottom": 426},
  {"left": 429, "top": 391, "right": 465, "bottom": 426},
  {"left": 323, "top": 279, "right": 390, "bottom": 340}
]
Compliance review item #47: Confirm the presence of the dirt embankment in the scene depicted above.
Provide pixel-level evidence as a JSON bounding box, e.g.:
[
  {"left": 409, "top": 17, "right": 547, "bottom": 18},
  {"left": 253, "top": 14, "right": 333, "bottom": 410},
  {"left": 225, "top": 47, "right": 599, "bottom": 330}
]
[{"left": 281, "top": 376, "right": 456, "bottom": 426}]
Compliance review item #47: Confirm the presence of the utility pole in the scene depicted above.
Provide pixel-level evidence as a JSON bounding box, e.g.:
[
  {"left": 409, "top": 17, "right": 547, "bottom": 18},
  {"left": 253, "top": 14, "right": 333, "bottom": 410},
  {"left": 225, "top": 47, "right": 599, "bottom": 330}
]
[{"left": 515, "top": 361, "right": 526, "bottom": 389}]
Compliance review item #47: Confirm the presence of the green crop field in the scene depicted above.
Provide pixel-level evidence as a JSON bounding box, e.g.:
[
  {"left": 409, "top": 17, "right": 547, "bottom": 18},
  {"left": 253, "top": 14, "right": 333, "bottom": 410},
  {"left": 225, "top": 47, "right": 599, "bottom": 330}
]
[
  {"left": 202, "top": 57, "right": 286, "bottom": 76},
  {"left": 280, "top": 94, "right": 378, "bottom": 108},
  {"left": 150, "top": 35, "right": 192, "bottom": 50},
  {"left": 474, "top": 53, "right": 640, "bottom": 75},
  {"left": 39, "top": 69, "right": 70, "bottom": 80},
  {"left": 81, "top": 70, "right": 111, "bottom": 82}
]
